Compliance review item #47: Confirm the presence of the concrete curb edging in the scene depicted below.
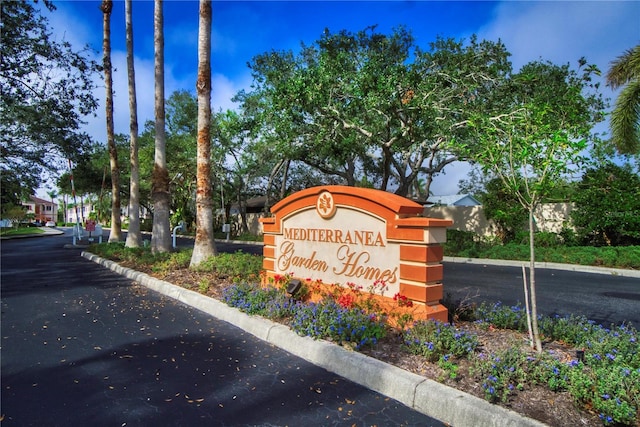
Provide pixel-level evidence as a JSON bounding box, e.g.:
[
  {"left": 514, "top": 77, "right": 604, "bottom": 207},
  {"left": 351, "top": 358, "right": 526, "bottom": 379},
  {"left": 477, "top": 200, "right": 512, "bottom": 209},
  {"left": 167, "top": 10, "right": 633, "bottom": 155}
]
[
  {"left": 81, "top": 251, "right": 548, "bottom": 427},
  {"left": 444, "top": 256, "right": 640, "bottom": 278}
]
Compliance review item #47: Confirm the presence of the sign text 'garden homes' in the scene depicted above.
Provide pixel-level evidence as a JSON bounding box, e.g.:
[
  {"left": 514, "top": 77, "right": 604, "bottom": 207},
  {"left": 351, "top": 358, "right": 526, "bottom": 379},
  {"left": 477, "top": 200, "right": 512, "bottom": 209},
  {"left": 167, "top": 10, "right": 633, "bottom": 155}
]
[{"left": 260, "top": 186, "right": 452, "bottom": 321}]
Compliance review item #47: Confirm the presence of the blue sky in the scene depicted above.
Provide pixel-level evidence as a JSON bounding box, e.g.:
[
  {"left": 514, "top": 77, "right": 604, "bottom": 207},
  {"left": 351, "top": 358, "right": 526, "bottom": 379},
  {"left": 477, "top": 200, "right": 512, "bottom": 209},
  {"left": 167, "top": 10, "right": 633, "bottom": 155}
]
[{"left": 41, "top": 0, "right": 640, "bottom": 196}]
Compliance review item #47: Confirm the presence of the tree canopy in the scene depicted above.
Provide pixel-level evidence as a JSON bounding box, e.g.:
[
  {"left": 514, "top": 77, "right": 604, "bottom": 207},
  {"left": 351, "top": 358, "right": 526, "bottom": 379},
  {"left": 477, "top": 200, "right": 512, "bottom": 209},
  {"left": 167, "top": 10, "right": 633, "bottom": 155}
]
[
  {"left": 463, "top": 58, "right": 606, "bottom": 352},
  {"left": 239, "top": 27, "right": 511, "bottom": 198},
  {"left": 571, "top": 162, "right": 640, "bottom": 246},
  {"left": 0, "top": 0, "right": 99, "bottom": 205}
]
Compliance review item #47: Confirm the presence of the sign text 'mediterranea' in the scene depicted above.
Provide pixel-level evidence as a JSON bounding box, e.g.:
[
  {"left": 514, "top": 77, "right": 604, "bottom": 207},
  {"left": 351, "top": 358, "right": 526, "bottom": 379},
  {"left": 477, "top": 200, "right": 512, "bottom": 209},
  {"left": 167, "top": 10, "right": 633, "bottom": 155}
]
[{"left": 283, "top": 227, "right": 385, "bottom": 247}]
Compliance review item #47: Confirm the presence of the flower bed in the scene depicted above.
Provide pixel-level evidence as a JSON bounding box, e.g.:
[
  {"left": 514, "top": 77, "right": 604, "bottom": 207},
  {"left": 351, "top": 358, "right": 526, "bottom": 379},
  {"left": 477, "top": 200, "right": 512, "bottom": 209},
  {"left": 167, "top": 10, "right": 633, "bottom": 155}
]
[{"left": 224, "top": 276, "right": 640, "bottom": 426}]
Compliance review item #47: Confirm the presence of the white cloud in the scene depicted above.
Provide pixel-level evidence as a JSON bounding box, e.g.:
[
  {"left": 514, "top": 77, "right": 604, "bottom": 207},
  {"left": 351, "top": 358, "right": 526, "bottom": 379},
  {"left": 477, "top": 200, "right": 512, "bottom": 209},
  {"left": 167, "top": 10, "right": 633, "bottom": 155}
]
[
  {"left": 429, "top": 1, "right": 640, "bottom": 197},
  {"left": 44, "top": 2, "right": 98, "bottom": 52},
  {"left": 212, "top": 72, "right": 251, "bottom": 113},
  {"left": 478, "top": 2, "right": 639, "bottom": 72},
  {"left": 82, "top": 55, "right": 253, "bottom": 145},
  {"left": 212, "top": 27, "right": 238, "bottom": 56},
  {"left": 84, "top": 51, "right": 184, "bottom": 143},
  {"left": 166, "top": 22, "right": 198, "bottom": 54}
]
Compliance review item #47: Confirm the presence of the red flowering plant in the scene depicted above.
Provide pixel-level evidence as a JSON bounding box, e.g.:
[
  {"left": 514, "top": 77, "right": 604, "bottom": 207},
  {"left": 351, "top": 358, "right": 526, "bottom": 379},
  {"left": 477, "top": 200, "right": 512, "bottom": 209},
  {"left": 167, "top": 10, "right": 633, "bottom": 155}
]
[
  {"left": 265, "top": 271, "right": 310, "bottom": 301},
  {"left": 300, "top": 277, "right": 419, "bottom": 330},
  {"left": 337, "top": 292, "right": 357, "bottom": 309},
  {"left": 393, "top": 292, "right": 414, "bottom": 307},
  {"left": 265, "top": 271, "right": 423, "bottom": 330},
  {"left": 268, "top": 272, "right": 293, "bottom": 289}
]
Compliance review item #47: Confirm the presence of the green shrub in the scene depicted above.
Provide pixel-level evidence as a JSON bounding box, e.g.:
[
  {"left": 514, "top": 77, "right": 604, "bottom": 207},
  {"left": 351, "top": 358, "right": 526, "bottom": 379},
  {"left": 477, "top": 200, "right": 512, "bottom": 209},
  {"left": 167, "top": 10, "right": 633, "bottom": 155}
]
[
  {"left": 403, "top": 320, "right": 479, "bottom": 362},
  {"left": 193, "top": 251, "right": 262, "bottom": 283},
  {"left": 221, "top": 283, "right": 296, "bottom": 319},
  {"left": 443, "top": 231, "right": 640, "bottom": 269},
  {"left": 514, "top": 231, "right": 562, "bottom": 248},
  {"left": 571, "top": 162, "right": 640, "bottom": 247},
  {"left": 529, "top": 354, "right": 571, "bottom": 392},
  {"left": 444, "top": 230, "right": 479, "bottom": 255},
  {"left": 567, "top": 363, "right": 639, "bottom": 426},
  {"left": 483, "top": 244, "right": 530, "bottom": 261},
  {"left": 290, "top": 299, "right": 387, "bottom": 349},
  {"left": 538, "top": 314, "right": 602, "bottom": 345},
  {"left": 233, "top": 232, "right": 262, "bottom": 242},
  {"left": 559, "top": 226, "right": 580, "bottom": 247},
  {"left": 471, "top": 347, "right": 530, "bottom": 403},
  {"left": 198, "top": 278, "right": 210, "bottom": 293},
  {"left": 90, "top": 242, "right": 146, "bottom": 265},
  {"left": 613, "top": 247, "right": 640, "bottom": 269},
  {"left": 444, "top": 231, "right": 504, "bottom": 258},
  {"left": 473, "top": 301, "right": 528, "bottom": 332},
  {"left": 151, "top": 250, "right": 192, "bottom": 273}
]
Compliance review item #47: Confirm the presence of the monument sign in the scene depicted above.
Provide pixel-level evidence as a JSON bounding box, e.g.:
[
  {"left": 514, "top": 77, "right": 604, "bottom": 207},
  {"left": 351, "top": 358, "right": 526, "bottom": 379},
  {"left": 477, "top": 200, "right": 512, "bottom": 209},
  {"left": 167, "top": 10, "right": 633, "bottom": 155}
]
[{"left": 260, "top": 186, "right": 452, "bottom": 321}]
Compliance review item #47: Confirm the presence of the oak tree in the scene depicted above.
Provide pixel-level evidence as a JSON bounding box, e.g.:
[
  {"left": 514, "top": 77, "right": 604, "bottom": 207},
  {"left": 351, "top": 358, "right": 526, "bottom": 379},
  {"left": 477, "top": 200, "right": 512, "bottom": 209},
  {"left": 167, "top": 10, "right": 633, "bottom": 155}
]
[{"left": 0, "top": 0, "right": 99, "bottom": 205}]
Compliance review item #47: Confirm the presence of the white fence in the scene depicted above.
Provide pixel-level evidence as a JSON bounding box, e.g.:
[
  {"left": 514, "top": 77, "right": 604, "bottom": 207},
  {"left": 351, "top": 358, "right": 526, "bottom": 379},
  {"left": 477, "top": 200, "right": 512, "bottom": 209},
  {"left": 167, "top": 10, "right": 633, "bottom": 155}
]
[{"left": 423, "top": 203, "right": 573, "bottom": 236}]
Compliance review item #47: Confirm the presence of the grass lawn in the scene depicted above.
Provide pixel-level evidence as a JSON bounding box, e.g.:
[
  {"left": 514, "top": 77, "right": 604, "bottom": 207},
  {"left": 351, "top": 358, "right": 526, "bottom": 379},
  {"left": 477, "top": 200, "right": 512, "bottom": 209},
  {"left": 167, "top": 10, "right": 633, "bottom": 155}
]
[{"left": 0, "top": 227, "right": 45, "bottom": 237}]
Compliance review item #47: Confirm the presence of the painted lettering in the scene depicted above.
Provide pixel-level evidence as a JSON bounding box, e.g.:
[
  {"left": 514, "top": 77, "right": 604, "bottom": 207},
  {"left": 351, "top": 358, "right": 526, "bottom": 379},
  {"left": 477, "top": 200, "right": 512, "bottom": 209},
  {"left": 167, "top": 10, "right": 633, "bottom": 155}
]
[
  {"left": 277, "top": 240, "right": 328, "bottom": 273},
  {"left": 282, "top": 227, "right": 386, "bottom": 248},
  {"left": 333, "top": 245, "right": 397, "bottom": 283},
  {"left": 277, "top": 240, "right": 295, "bottom": 271}
]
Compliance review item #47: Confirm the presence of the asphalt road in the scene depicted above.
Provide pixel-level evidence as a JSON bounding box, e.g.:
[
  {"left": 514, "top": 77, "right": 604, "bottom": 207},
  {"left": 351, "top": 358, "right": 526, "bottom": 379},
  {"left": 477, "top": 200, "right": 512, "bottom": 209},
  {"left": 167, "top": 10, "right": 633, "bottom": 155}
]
[
  {"left": 442, "top": 262, "right": 640, "bottom": 327},
  {"left": 1, "top": 232, "right": 444, "bottom": 426}
]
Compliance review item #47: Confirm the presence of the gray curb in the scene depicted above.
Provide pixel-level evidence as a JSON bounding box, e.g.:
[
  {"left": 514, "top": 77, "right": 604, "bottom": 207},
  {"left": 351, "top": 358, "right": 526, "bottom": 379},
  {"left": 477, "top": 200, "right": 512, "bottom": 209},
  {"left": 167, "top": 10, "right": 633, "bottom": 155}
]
[
  {"left": 444, "top": 256, "right": 640, "bottom": 278},
  {"left": 82, "top": 251, "right": 547, "bottom": 427}
]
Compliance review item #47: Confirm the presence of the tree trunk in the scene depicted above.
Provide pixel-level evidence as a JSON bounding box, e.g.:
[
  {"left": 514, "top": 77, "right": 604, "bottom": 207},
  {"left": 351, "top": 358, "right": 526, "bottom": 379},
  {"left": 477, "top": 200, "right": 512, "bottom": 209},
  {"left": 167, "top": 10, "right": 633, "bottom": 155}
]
[
  {"left": 238, "top": 191, "right": 249, "bottom": 234},
  {"left": 101, "top": 0, "right": 122, "bottom": 242},
  {"left": 124, "top": 0, "right": 141, "bottom": 248},
  {"left": 265, "top": 158, "right": 283, "bottom": 212},
  {"left": 522, "top": 265, "right": 535, "bottom": 349},
  {"left": 63, "top": 195, "right": 68, "bottom": 224},
  {"left": 190, "top": 0, "right": 216, "bottom": 266},
  {"left": 151, "top": 0, "right": 171, "bottom": 253},
  {"left": 529, "top": 207, "right": 542, "bottom": 352},
  {"left": 279, "top": 159, "right": 289, "bottom": 200}
]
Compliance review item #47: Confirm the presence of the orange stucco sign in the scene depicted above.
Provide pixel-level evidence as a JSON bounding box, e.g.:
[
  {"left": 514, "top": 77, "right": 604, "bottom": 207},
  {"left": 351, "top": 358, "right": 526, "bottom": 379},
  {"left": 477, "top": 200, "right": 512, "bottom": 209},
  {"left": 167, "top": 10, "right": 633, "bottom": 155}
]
[{"left": 260, "top": 186, "right": 452, "bottom": 321}]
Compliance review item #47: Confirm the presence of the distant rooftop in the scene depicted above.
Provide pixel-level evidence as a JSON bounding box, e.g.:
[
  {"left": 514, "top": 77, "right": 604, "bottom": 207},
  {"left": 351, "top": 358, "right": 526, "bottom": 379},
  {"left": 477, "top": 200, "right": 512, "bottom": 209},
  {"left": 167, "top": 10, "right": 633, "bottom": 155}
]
[
  {"left": 26, "top": 195, "right": 57, "bottom": 206},
  {"left": 425, "top": 194, "right": 481, "bottom": 207}
]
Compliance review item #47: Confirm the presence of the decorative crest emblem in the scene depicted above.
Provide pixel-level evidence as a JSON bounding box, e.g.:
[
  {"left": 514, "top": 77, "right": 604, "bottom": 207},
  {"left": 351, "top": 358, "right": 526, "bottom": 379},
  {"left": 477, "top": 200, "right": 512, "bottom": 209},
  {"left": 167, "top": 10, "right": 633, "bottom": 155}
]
[{"left": 316, "top": 190, "right": 336, "bottom": 219}]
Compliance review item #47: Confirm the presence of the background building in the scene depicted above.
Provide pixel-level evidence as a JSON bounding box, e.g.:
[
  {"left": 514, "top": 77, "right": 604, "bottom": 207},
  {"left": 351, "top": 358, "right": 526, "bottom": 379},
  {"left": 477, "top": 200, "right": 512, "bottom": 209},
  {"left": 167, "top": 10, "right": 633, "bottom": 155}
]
[{"left": 22, "top": 196, "right": 57, "bottom": 224}]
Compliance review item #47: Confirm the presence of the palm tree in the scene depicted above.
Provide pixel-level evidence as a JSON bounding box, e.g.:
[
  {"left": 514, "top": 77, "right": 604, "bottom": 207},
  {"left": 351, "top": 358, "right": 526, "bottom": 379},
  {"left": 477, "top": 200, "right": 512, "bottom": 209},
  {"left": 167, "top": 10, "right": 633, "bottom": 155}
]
[
  {"left": 606, "top": 44, "right": 640, "bottom": 155},
  {"left": 58, "top": 197, "right": 67, "bottom": 224},
  {"left": 151, "top": 0, "right": 171, "bottom": 253},
  {"left": 190, "top": 0, "right": 216, "bottom": 267},
  {"left": 124, "top": 0, "right": 141, "bottom": 248},
  {"left": 101, "top": 0, "right": 122, "bottom": 242},
  {"left": 47, "top": 190, "right": 57, "bottom": 223}
]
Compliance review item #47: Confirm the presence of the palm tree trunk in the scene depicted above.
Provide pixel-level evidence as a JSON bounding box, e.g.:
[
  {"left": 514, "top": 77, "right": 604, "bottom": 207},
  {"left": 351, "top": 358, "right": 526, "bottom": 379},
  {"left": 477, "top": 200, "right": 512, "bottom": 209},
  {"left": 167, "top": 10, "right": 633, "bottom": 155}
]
[
  {"left": 190, "top": 0, "right": 216, "bottom": 266},
  {"left": 101, "top": 0, "right": 122, "bottom": 242},
  {"left": 151, "top": 0, "right": 171, "bottom": 253},
  {"left": 124, "top": 0, "right": 141, "bottom": 248}
]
